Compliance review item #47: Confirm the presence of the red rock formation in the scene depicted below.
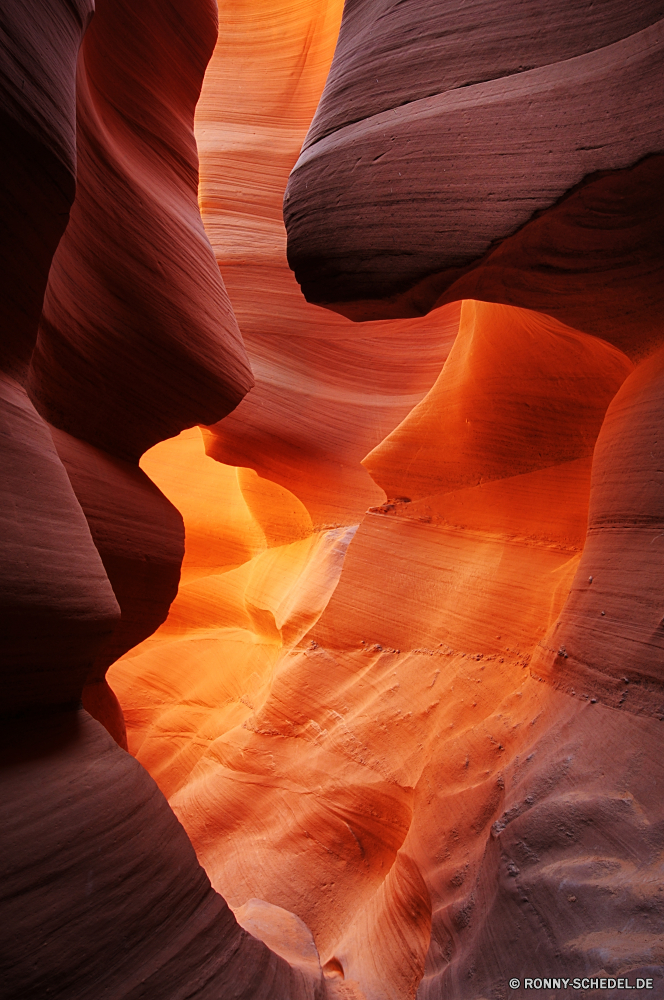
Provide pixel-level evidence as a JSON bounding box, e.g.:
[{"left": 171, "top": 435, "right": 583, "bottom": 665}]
[
  {"left": 285, "top": 7, "right": 664, "bottom": 350},
  {"left": 0, "top": 372, "right": 119, "bottom": 714},
  {"left": 273, "top": 3, "right": 664, "bottom": 996},
  {"left": 0, "top": 0, "right": 92, "bottom": 379},
  {"left": 49, "top": 425, "right": 185, "bottom": 748},
  {"left": 108, "top": 426, "right": 362, "bottom": 796},
  {"left": 0, "top": 1, "right": 328, "bottom": 997},
  {"left": 110, "top": 4, "right": 664, "bottom": 997},
  {"left": 4, "top": 0, "right": 664, "bottom": 998},
  {"left": 108, "top": 0, "right": 461, "bottom": 830},
  {"left": 364, "top": 301, "right": 632, "bottom": 500},
  {"left": 195, "top": 0, "right": 459, "bottom": 527},
  {"left": 23, "top": 0, "right": 256, "bottom": 734},
  {"left": 532, "top": 341, "right": 664, "bottom": 716},
  {"left": 1, "top": 710, "right": 325, "bottom": 1000},
  {"left": 133, "top": 301, "right": 645, "bottom": 998},
  {"left": 28, "top": 0, "right": 253, "bottom": 461}
]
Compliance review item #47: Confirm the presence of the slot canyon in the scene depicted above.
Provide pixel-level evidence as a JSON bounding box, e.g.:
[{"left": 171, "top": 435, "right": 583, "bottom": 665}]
[{"left": 1, "top": 0, "right": 664, "bottom": 997}]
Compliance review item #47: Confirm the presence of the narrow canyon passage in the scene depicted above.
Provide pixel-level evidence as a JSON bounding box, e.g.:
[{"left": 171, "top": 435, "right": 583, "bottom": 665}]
[
  {"left": 110, "top": 3, "right": 664, "bottom": 998},
  {"left": 1, "top": 2, "right": 663, "bottom": 999}
]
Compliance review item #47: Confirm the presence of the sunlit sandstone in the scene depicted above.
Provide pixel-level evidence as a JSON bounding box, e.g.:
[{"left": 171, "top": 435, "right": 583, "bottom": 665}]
[{"left": 2, "top": 1, "right": 663, "bottom": 998}]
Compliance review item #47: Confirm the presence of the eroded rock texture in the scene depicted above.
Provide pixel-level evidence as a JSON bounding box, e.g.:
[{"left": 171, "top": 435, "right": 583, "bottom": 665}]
[
  {"left": 194, "top": 0, "right": 460, "bottom": 527},
  {"left": 0, "top": 1, "right": 325, "bottom": 997},
  {"left": 28, "top": 0, "right": 253, "bottom": 459},
  {"left": 282, "top": 2, "right": 664, "bottom": 996},
  {"left": 2, "top": 711, "right": 325, "bottom": 1000},
  {"left": 3, "top": 1, "right": 664, "bottom": 999},
  {"left": 0, "top": 0, "right": 92, "bottom": 380},
  {"left": 285, "top": 3, "right": 664, "bottom": 352},
  {"left": 119, "top": 4, "right": 664, "bottom": 1000}
]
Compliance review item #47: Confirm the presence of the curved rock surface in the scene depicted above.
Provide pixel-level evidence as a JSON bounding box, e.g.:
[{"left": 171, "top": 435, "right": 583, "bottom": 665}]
[
  {"left": 0, "top": 1, "right": 327, "bottom": 998},
  {"left": 196, "top": 0, "right": 460, "bottom": 527},
  {"left": 0, "top": 0, "right": 92, "bottom": 378},
  {"left": 364, "top": 301, "right": 632, "bottom": 500},
  {"left": 532, "top": 341, "right": 664, "bottom": 716},
  {"left": 119, "top": 4, "right": 662, "bottom": 999},
  {"left": 285, "top": 5, "right": 664, "bottom": 352},
  {"left": 3, "top": 0, "right": 664, "bottom": 999},
  {"left": 133, "top": 300, "right": 659, "bottom": 999},
  {"left": 0, "top": 710, "right": 325, "bottom": 1000},
  {"left": 0, "top": 372, "right": 119, "bottom": 713},
  {"left": 109, "top": 426, "right": 360, "bottom": 798},
  {"left": 304, "top": 0, "right": 664, "bottom": 149},
  {"left": 28, "top": 0, "right": 253, "bottom": 461},
  {"left": 275, "top": 3, "right": 664, "bottom": 996},
  {"left": 49, "top": 424, "right": 185, "bottom": 748},
  {"left": 20, "top": 0, "right": 256, "bottom": 729}
]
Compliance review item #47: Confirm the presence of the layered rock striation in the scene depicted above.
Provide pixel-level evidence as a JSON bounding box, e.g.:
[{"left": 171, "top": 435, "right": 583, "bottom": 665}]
[
  {"left": 194, "top": 0, "right": 460, "bottom": 527},
  {"left": 3, "top": 1, "right": 664, "bottom": 999},
  {"left": 285, "top": 4, "right": 664, "bottom": 350},
  {"left": 0, "top": 1, "right": 327, "bottom": 997},
  {"left": 275, "top": 2, "right": 664, "bottom": 996},
  {"left": 110, "top": 3, "right": 664, "bottom": 999}
]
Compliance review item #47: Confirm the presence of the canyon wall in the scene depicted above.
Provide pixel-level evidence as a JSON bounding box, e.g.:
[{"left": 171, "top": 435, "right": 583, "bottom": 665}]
[
  {"left": 113, "top": 2, "right": 664, "bottom": 999},
  {"left": 1, "top": 1, "right": 326, "bottom": 997},
  {"left": 2, "top": 1, "right": 664, "bottom": 999},
  {"left": 279, "top": 3, "right": 664, "bottom": 996}
]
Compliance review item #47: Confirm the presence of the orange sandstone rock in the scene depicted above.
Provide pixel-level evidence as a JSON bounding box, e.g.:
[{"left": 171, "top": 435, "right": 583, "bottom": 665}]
[
  {"left": 4, "top": 0, "right": 663, "bottom": 998},
  {"left": 0, "top": 1, "right": 330, "bottom": 997},
  {"left": 270, "top": 3, "right": 664, "bottom": 994},
  {"left": 108, "top": 3, "right": 664, "bottom": 997},
  {"left": 533, "top": 341, "right": 664, "bottom": 716},
  {"left": 0, "top": 710, "right": 326, "bottom": 1000},
  {"left": 21, "top": 0, "right": 256, "bottom": 744},
  {"left": 365, "top": 301, "right": 633, "bottom": 500},
  {"left": 111, "top": 297, "right": 644, "bottom": 999},
  {"left": 195, "top": 0, "right": 460, "bottom": 526},
  {"left": 109, "top": 427, "right": 359, "bottom": 798}
]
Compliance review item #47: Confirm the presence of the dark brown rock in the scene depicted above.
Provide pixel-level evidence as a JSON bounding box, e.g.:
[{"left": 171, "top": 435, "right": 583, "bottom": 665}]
[
  {"left": 0, "top": 2, "right": 327, "bottom": 997},
  {"left": 49, "top": 425, "right": 185, "bottom": 748},
  {"left": 0, "top": 374, "right": 119, "bottom": 714},
  {"left": 285, "top": 11, "right": 664, "bottom": 355},
  {"left": 305, "top": 0, "right": 664, "bottom": 150},
  {"left": 28, "top": 0, "right": 254, "bottom": 461},
  {"left": 0, "top": 0, "right": 92, "bottom": 378},
  {"left": 50, "top": 426, "right": 184, "bottom": 673}
]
